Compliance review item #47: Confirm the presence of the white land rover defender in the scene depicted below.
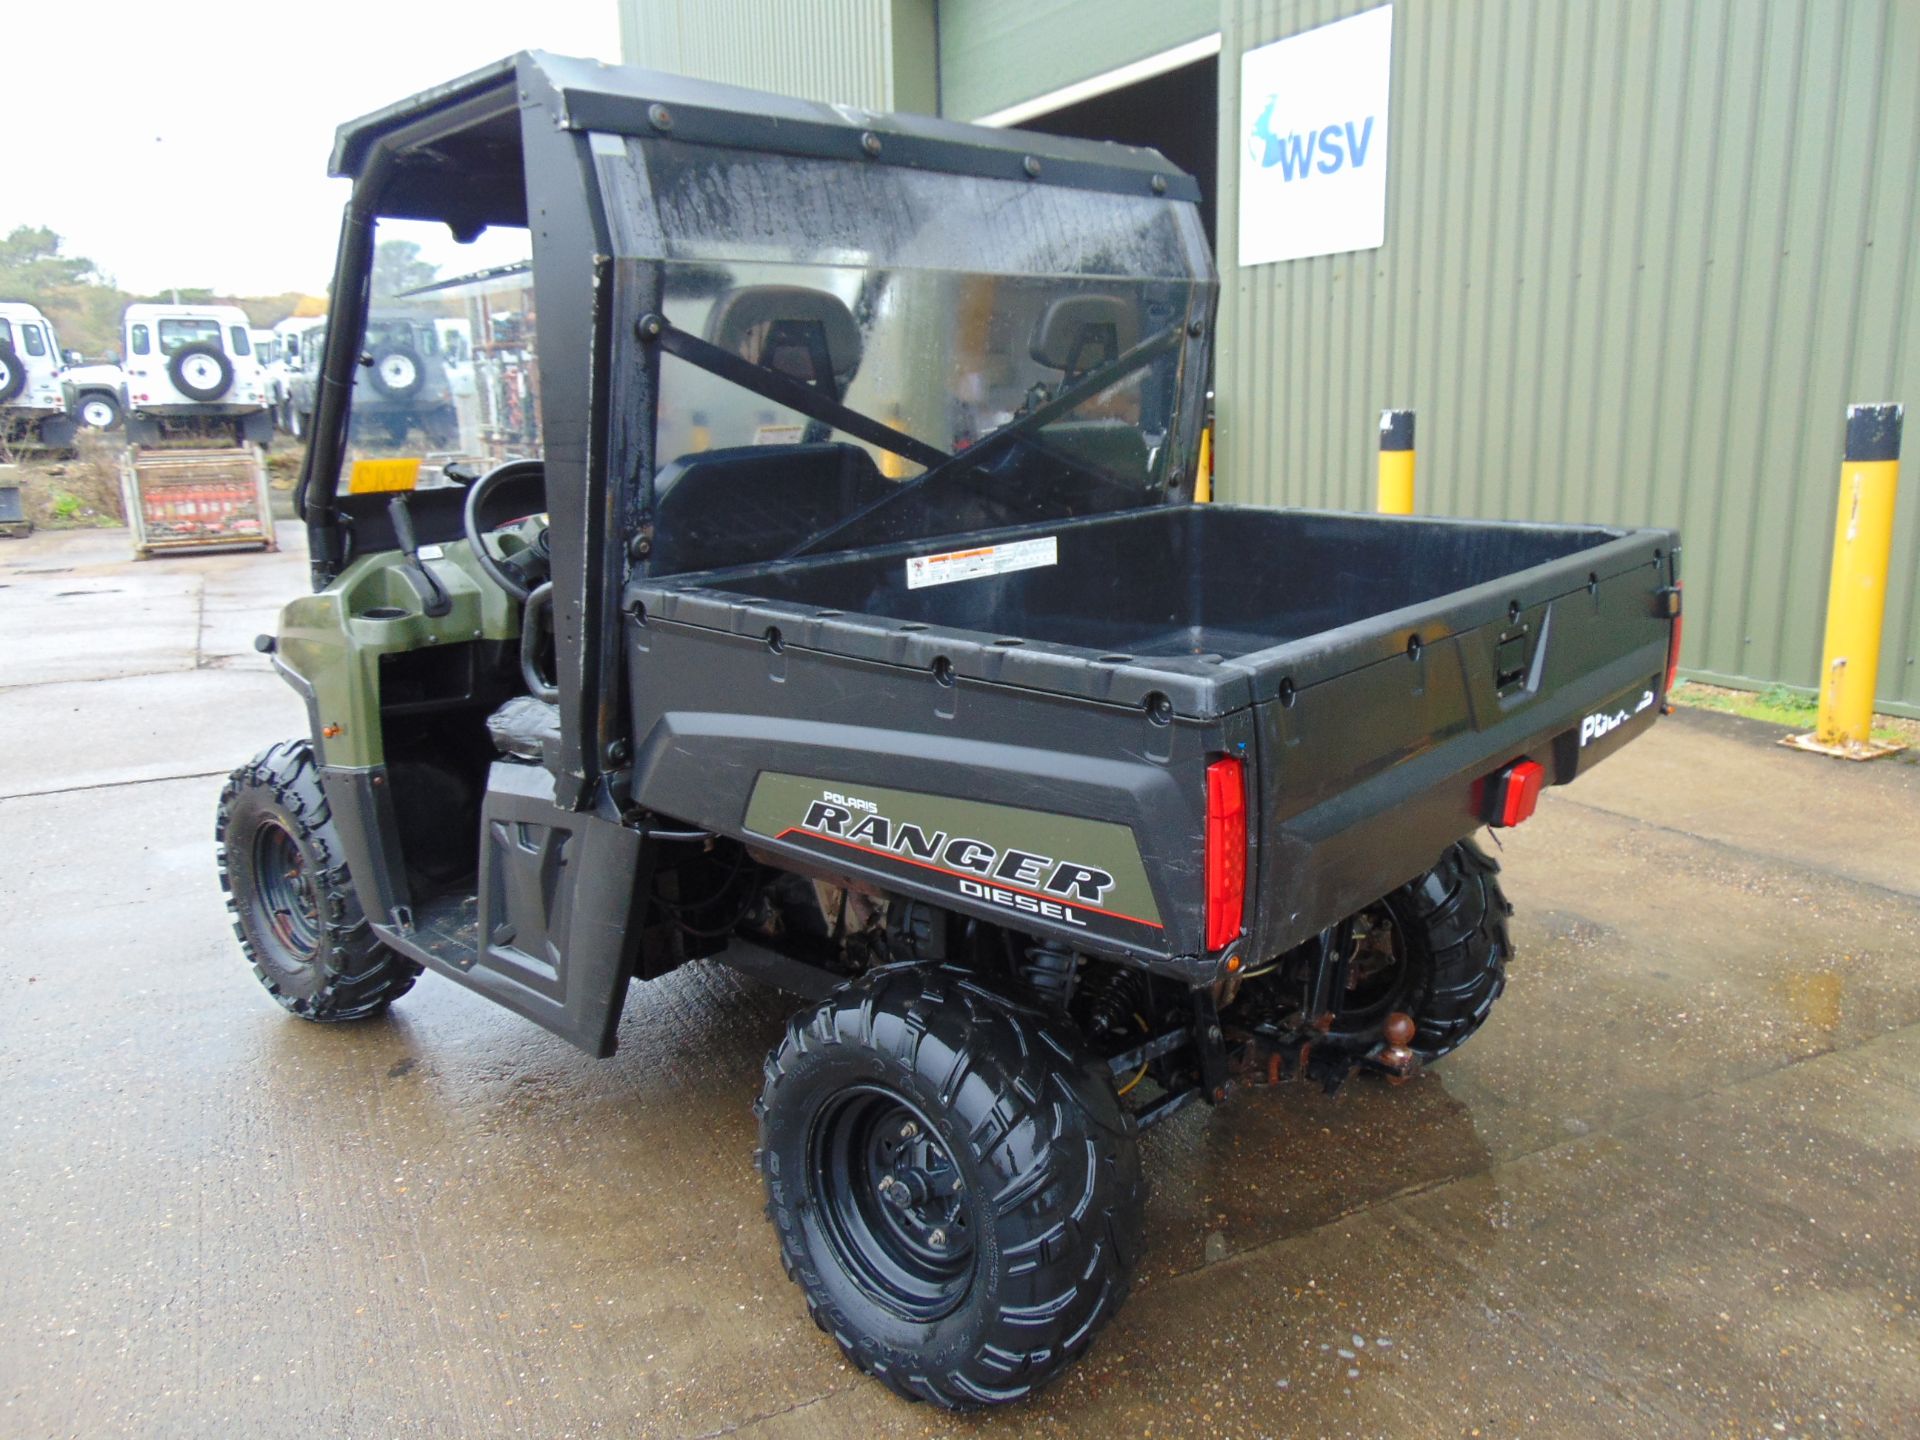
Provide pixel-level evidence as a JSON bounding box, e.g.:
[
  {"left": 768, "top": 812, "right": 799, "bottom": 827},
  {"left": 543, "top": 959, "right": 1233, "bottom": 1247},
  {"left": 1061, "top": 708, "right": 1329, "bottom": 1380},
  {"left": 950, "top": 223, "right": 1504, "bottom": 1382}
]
[
  {"left": 268, "top": 316, "right": 323, "bottom": 434},
  {"left": 66, "top": 359, "right": 129, "bottom": 432},
  {"left": 122, "top": 302, "right": 274, "bottom": 446},
  {"left": 0, "top": 301, "right": 77, "bottom": 450}
]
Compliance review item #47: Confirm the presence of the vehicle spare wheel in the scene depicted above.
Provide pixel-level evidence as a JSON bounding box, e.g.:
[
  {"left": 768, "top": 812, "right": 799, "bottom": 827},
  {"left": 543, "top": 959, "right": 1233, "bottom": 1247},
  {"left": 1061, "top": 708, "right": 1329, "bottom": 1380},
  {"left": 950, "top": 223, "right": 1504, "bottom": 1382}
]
[
  {"left": 0, "top": 342, "right": 24, "bottom": 404},
  {"left": 369, "top": 346, "right": 425, "bottom": 399},
  {"left": 168, "top": 342, "right": 234, "bottom": 402}
]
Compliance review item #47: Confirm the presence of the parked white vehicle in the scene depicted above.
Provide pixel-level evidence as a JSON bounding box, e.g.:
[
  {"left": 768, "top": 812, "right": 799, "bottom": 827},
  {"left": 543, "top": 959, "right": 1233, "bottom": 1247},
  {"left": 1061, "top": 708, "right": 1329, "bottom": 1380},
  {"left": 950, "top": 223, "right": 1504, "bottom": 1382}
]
[
  {"left": 122, "top": 302, "right": 273, "bottom": 445},
  {"left": 65, "top": 360, "right": 128, "bottom": 431},
  {"left": 435, "top": 317, "right": 475, "bottom": 400},
  {"left": 250, "top": 329, "right": 281, "bottom": 409},
  {"left": 0, "top": 300, "right": 77, "bottom": 448},
  {"left": 268, "top": 316, "right": 323, "bottom": 433}
]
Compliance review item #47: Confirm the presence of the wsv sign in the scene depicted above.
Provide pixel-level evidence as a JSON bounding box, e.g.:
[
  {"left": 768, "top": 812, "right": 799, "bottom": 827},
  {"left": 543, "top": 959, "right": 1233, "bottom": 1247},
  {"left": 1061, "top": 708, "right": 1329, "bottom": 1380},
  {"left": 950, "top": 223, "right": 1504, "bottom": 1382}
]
[
  {"left": 1237, "top": 4, "right": 1394, "bottom": 267},
  {"left": 1249, "top": 106, "right": 1378, "bottom": 181}
]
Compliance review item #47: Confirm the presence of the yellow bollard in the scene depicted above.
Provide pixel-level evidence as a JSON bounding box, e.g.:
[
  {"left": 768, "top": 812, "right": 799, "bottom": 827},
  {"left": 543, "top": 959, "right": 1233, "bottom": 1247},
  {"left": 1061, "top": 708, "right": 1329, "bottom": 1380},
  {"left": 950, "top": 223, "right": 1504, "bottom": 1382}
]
[
  {"left": 1378, "top": 409, "right": 1414, "bottom": 514},
  {"left": 1788, "top": 403, "right": 1905, "bottom": 760}
]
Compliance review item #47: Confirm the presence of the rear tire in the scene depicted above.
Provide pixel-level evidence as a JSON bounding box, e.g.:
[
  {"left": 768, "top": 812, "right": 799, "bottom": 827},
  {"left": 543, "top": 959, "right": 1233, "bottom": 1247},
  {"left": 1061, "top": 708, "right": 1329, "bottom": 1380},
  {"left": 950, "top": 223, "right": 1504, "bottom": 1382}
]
[
  {"left": 216, "top": 739, "right": 419, "bottom": 1021},
  {"left": 1357, "top": 838, "right": 1513, "bottom": 1060},
  {"left": 758, "top": 966, "right": 1143, "bottom": 1409}
]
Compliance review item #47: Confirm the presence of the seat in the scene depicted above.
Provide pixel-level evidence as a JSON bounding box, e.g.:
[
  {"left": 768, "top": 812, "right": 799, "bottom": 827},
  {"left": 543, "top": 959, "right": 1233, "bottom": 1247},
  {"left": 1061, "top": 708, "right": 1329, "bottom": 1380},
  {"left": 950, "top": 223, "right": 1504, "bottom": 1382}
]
[
  {"left": 486, "top": 695, "right": 563, "bottom": 770},
  {"left": 650, "top": 442, "right": 893, "bottom": 573}
]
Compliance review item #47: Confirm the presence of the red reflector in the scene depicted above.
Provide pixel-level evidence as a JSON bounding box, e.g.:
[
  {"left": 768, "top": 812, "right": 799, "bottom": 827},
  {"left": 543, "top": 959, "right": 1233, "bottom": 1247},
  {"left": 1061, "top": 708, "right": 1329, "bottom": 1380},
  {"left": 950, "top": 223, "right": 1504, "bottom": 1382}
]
[
  {"left": 1664, "top": 582, "right": 1685, "bottom": 699},
  {"left": 1205, "top": 757, "right": 1247, "bottom": 950},
  {"left": 1494, "top": 760, "right": 1545, "bottom": 827}
]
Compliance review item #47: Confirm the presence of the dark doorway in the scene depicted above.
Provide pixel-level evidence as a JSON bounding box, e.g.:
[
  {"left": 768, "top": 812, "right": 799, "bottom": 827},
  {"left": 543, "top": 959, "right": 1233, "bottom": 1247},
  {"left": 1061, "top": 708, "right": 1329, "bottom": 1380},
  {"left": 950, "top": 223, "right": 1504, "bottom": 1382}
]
[{"left": 1014, "top": 55, "right": 1220, "bottom": 249}]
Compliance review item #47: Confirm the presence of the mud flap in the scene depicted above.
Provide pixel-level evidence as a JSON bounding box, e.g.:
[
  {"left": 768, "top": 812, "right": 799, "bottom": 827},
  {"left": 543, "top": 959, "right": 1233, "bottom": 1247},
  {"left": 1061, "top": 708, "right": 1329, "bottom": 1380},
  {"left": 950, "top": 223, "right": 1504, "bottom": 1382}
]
[
  {"left": 38, "top": 414, "right": 78, "bottom": 448},
  {"left": 241, "top": 409, "right": 275, "bottom": 446},
  {"left": 466, "top": 762, "right": 646, "bottom": 1057}
]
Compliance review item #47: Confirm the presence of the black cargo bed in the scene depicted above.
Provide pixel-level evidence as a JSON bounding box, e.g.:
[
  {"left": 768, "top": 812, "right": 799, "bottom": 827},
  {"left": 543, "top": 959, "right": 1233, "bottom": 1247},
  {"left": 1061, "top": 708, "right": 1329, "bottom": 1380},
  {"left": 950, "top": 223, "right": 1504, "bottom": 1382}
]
[{"left": 632, "top": 505, "right": 1663, "bottom": 719}]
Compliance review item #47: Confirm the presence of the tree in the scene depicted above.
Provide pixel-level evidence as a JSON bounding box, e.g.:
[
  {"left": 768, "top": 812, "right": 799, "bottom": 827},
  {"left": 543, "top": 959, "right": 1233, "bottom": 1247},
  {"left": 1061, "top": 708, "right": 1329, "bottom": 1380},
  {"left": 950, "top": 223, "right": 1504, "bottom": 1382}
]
[
  {"left": 0, "top": 226, "right": 120, "bottom": 355},
  {"left": 371, "top": 240, "right": 439, "bottom": 300},
  {"left": 0, "top": 226, "right": 101, "bottom": 291}
]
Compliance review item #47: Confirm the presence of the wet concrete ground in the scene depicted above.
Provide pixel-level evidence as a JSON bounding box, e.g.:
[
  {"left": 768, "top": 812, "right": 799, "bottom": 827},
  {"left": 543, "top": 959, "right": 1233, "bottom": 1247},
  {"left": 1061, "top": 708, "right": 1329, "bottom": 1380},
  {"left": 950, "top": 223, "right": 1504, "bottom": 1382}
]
[{"left": 2, "top": 525, "right": 1917, "bottom": 1439}]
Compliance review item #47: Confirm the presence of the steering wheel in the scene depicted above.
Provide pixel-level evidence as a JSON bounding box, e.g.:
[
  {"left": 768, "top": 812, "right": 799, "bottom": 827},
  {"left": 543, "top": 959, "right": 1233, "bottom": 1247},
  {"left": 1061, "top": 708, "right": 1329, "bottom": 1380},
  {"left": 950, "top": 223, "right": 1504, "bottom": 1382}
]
[{"left": 462, "top": 459, "right": 548, "bottom": 603}]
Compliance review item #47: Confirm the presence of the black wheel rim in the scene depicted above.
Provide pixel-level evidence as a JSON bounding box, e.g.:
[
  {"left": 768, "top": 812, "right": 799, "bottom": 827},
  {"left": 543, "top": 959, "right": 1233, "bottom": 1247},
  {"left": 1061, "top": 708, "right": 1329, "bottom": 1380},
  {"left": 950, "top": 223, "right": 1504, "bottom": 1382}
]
[
  {"left": 250, "top": 819, "right": 321, "bottom": 968},
  {"left": 810, "top": 1086, "right": 976, "bottom": 1321}
]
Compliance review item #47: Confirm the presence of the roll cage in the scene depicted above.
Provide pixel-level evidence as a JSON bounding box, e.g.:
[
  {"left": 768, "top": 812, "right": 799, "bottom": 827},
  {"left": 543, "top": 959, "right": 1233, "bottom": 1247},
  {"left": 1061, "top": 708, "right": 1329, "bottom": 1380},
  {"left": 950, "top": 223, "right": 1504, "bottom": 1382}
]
[{"left": 298, "top": 50, "right": 1212, "bottom": 811}]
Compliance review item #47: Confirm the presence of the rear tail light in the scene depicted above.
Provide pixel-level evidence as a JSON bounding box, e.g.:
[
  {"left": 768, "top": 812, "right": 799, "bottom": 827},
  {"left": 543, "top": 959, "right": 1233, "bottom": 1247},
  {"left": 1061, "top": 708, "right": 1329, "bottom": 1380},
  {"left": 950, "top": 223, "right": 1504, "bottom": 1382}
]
[
  {"left": 1489, "top": 758, "right": 1545, "bottom": 827},
  {"left": 1205, "top": 757, "right": 1247, "bottom": 950},
  {"left": 1662, "top": 582, "right": 1685, "bottom": 704}
]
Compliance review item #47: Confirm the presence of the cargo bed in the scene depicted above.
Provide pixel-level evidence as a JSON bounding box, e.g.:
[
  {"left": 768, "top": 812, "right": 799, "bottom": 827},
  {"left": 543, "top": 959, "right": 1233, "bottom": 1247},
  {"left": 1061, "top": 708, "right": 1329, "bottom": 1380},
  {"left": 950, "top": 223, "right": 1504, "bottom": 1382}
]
[
  {"left": 626, "top": 503, "right": 1678, "bottom": 975},
  {"left": 634, "top": 504, "right": 1669, "bottom": 717}
]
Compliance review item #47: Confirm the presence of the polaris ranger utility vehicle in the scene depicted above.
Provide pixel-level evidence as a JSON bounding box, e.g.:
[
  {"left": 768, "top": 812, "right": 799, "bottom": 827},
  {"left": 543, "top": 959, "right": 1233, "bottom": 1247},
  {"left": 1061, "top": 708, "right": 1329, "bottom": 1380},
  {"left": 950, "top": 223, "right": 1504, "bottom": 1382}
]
[{"left": 220, "top": 54, "right": 1683, "bottom": 1410}]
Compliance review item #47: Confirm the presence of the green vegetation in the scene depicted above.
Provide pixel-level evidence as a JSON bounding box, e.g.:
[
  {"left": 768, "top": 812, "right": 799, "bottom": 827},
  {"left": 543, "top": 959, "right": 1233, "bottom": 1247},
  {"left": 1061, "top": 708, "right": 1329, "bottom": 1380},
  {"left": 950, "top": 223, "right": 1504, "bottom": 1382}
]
[{"left": 1670, "top": 679, "right": 1911, "bottom": 746}]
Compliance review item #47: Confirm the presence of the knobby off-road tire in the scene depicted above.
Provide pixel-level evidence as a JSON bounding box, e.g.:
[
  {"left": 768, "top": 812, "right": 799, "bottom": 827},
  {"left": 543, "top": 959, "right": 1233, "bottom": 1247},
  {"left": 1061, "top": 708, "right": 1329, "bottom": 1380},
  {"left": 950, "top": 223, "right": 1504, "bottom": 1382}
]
[
  {"left": 758, "top": 966, "right": 1145, "bottom": 1409},
  {"left": 1381, "top": 837, "right": 1514, "bottom": 1060},
  {"left": 216, "top": 740, "right": 420, "bottom": 1021}
]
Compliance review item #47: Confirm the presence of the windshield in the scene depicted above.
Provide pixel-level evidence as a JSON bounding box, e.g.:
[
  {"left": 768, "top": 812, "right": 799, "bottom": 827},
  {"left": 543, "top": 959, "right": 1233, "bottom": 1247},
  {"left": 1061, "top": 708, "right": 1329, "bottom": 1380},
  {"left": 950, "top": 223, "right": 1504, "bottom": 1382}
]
[
  {"left": 621, "top": 139, "right": 1211, "bottom": 571},
  {"left": 320, "top": 219, "right": 539, "bottom": 484}
]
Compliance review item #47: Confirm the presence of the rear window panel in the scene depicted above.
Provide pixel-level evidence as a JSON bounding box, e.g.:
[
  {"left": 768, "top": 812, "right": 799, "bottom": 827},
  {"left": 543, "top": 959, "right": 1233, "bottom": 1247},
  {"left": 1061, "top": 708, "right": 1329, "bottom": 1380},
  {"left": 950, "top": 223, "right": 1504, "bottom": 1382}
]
[
  {"left": 21, "top": 324, "right": 44, "bottom": 356},
  {"left": 158, "top": 318, "right": 222, "bottom": 354},
  {"left": 229, "top": 326, "right": 251, "bottom": 356}
]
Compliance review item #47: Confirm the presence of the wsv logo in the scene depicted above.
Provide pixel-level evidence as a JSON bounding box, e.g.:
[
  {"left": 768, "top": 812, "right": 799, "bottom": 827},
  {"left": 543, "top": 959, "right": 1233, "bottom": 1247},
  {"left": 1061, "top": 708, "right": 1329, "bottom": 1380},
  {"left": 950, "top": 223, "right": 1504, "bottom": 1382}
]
[{"left": 1248, "top": 99, "right": 1377, "bottom": 181}]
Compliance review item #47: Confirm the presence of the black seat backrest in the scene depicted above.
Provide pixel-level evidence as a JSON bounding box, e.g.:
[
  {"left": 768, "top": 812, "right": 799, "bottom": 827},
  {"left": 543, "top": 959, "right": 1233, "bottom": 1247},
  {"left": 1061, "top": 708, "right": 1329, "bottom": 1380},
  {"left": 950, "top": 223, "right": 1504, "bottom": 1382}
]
[
  {"left": 651, "top": 442, "right": 893, "bottom": 574},
  {"left": 1030, "top": 294, "right": 1140, "bottom": 383},
  {"left": 706, "top": 286, "right": 863, "bottom": 398}
]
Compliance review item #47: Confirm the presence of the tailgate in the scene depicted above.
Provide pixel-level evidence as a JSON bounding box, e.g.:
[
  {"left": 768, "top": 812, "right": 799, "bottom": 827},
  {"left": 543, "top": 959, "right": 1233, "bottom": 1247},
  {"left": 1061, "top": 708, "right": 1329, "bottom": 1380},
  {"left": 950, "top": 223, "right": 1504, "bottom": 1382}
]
[{"left": 1241, "top": 526, "right": 1678, "bottom": 961}]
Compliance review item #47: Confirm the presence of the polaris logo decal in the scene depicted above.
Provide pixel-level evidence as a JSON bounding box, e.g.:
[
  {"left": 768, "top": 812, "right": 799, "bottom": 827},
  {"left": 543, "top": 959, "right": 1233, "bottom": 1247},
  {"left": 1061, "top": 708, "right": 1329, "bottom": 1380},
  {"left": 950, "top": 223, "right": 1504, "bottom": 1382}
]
[
  {"left": 742, "top": 773, "right": 1166, "bottom": 937},
  {"left": 1580, "top": 690, "right": 1655, "bottom": 747}
]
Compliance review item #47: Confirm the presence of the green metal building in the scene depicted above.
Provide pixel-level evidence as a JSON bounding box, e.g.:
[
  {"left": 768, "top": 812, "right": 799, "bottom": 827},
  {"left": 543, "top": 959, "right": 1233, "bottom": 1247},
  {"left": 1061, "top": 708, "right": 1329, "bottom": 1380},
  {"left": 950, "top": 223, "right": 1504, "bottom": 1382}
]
[{"left": 617, "top": 0, "right": 1920, "bottom": 715}]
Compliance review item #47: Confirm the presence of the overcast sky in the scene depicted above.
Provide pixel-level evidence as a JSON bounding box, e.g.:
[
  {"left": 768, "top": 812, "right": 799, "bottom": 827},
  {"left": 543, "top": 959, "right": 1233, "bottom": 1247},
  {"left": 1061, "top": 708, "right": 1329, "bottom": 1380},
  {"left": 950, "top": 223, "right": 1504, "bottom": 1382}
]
[{"left": 6, "top": 2, "right": 619, "bottom": 296}]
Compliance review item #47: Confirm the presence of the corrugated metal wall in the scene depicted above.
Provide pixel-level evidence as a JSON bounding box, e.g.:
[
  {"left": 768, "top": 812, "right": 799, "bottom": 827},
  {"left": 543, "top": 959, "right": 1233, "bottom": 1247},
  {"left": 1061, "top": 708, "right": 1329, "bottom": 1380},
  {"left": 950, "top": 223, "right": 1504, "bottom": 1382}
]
[
  {"left": 620, "top": 0, "right": 902, "bottom": 109},
  {"left": 938, "top": 0, "right": 1217, "bottom": 121},
  {"left": 1214, "top": 0, "right": 1920, "bottom": 715}
]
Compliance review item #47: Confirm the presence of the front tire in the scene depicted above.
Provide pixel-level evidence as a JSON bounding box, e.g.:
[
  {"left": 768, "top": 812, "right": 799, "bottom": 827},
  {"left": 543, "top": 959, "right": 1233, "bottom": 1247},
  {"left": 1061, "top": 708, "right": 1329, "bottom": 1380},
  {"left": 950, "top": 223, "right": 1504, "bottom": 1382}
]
[
  {"left": 216, "top": 740, "right": 419, "bottom": 1021},
  {"left": 75, "top": 392, "right": 123, "bottom": 431},
  {"left": 758, "top": 966, "right": 1144, "bottom": 1409}
]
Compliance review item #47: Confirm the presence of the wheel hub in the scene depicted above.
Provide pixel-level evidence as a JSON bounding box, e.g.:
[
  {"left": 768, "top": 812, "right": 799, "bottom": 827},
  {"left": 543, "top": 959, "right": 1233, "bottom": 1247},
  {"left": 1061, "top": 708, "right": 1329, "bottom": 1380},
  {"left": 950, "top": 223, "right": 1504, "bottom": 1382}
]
[
  {"left": 251, "top": 819, "right": 321, "bottom": 963},
  {"left": 811, "top": 1088, "right": 976, "bottom": 1320}
]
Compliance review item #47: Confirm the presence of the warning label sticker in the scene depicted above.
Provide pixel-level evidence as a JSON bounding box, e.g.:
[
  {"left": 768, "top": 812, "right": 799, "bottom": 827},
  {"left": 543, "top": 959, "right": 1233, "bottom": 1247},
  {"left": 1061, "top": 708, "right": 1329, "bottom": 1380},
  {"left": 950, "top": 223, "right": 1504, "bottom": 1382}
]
[{"left": 906, "top": 536, "right": 1058, "bottom": 590}]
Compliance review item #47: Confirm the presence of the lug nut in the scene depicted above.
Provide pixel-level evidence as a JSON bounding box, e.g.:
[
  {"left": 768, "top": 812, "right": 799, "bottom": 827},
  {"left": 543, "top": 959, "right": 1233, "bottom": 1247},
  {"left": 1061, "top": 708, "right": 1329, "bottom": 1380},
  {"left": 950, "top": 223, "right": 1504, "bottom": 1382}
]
[
  {"left": 898, "top": 1120, "right": 918, "bottom": 1141},
  {"left": 927, "top": 1228, "right": 947, "bottom": 1249}
]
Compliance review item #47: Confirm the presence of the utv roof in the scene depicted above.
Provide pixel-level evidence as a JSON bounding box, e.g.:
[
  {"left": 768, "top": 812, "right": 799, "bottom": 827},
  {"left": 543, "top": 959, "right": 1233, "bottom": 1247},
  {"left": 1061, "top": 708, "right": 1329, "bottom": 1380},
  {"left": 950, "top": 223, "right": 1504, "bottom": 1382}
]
[{"left": 329, "top": 50, "right": 1200, "bottom": 209}]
